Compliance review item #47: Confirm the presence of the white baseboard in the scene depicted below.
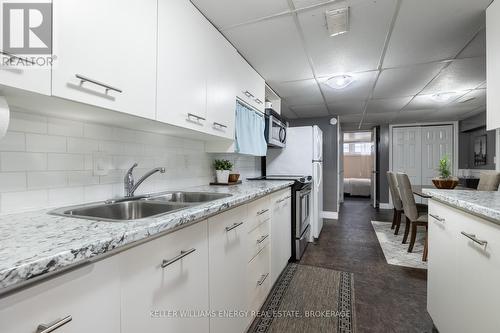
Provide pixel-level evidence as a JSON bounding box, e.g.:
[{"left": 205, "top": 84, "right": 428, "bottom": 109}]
[
  {"left": 321, "top": 211, "right": 338, "bottom": 219},
  {"left": 379, "top": 203, "right": 392, "bottom": 210}
]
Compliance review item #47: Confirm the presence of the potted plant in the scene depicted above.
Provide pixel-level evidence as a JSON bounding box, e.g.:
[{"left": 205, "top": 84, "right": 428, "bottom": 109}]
[
  {"left": 432, "top": 155, "right": 459, "bottom": 189},
  {"left": 214, "top": 159, "right": 233, "bottom": 184}
]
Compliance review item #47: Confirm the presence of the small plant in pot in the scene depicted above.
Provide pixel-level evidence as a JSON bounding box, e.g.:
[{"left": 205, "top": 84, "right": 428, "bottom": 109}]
[
  {"left": 432, "top": 155, "right": 458, "bottom": 189},
  {"left": 214, "top": 159, "right": 233, "bottom": 184}
]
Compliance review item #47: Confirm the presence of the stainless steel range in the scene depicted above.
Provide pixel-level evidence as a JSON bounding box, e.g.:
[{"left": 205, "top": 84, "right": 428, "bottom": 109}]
[{"left": 248, "top": 175, "right": 312, "bottom": 261}]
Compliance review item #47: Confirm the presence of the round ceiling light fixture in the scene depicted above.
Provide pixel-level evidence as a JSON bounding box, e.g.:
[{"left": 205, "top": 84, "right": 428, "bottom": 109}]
[
  {"left": 325, "top": 74, "right": 354, "bottom": 90},
  {"left": 431, "top": 92, "right": 456, "bottom": 102},
  {"left": 330, "top": 118, "right": 338, "bottom": 126}
]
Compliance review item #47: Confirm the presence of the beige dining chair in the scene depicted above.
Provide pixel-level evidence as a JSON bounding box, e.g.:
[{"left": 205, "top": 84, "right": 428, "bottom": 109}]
[
  {"left": 396, "top": 173, "right": 428, "bottom": 262},
  {"left": 387, "top": 172, "right": 404, "bottom": 235},
  {"left": 477, "top": 171, "right": 500, "bottom": 191}
]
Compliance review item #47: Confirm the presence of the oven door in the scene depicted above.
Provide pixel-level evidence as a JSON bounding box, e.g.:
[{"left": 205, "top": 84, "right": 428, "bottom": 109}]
[
  {"left": 267, "top": 115, "right": 286, "bottom": 148},
  {"left": 295, "top": 187, "right": 311, "bottom": 238}
]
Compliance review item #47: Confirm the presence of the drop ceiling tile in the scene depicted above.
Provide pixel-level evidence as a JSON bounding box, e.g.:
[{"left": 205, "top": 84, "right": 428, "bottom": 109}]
[
  {"left": 297, "top": 0, "right": 397, "bottom": 76},
  {"left": 271, "top": 79, "right": 323, "bottom": 106},
  {"left": 374, "top": 63, "right": 445, "bottom": 98},
  {"left": 478, "top": 82, "right": 487, "bottom": 89},
  {"left": 338, "top": 113, "right": 363, "bottom": 124},
  {"left": 327, "top": 100, "right": 365, "bottom": 115},
  {"left": 366, "top": 97, "right": 412, "bottom": 113},
  {"left": 384, "top": 0, "right": 490, "bottom": 67},
  {"left": 292, "top": 0, "right": 329, "bottom": 9},
  {"left": 191, "top": 0, "right": 289, "bottom": 29},
  {"left": 451, "top": 89, "right": 486, "bottom": 110},
  {"left": 421, "top": 57, "right": 486, "bottom": 94},
  {"left": 457, "top": 28, "right": 486, "bottom": 58},
  {"left": 405, "top": 94, "right": 448, "bottom": 111},
  {"left": 394, "top": 109, "right": 436, "bottom": 123},
  {"left": 290, "top": 104, "right": 329, "bottom": 117},
  {"left": 321, "top": 71, "right": 378, "bottom": 103},
  {"left": 364, "top": 111, "right": 399, "bottom": 124},
  {"left": 224, "top": 15, "right": 313, "bottom": 82}
]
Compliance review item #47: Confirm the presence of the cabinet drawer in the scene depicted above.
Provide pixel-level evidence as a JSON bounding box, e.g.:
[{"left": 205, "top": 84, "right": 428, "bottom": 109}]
[
  {"left": 247, "top": 219, "right": 270, "bottom": 262},
  {"left": 0, "top": 257, "right": 121, "bottom": 333},
  {"left": 247, "top": 196, "right": 271, "bottom": 232},
  {"left": 247, "top": 245, "right": 271, "bottom": 313}
]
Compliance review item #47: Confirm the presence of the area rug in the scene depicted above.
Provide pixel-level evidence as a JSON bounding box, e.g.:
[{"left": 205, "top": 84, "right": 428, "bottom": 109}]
[
  {"left": 371, "top": 221, "right": 427, "bottom": 269},
  {"left": 248, "top": 263, "right": 356, "bottom": 333}
]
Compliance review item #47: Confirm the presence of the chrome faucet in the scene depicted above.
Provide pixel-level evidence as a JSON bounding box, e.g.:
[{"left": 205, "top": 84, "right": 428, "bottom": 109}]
[{"left": 124, "top": 163, "right": 166, "bottom": 197}]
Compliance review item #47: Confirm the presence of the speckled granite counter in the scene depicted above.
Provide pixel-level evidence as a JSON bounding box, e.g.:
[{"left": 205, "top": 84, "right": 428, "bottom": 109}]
[
  {"left": 0, "top": 180, "right": 293, "bottom": 293},
  {"left": 423, "top": 188, "right": 500, "bottom": 224}
]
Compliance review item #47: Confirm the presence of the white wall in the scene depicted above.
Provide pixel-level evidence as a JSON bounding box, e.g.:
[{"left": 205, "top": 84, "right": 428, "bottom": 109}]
[{"left": 0, "top": 110, "right": 260, "bottom": 215}]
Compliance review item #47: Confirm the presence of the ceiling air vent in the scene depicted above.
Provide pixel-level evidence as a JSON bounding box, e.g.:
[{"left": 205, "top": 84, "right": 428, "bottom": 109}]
[{"left": 326, "top": 7, "right": 349, "bottom": 37}]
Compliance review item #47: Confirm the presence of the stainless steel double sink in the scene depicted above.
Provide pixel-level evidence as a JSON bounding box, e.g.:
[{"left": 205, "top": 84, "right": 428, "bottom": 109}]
[{"left": 49, "top": 192, "right": 232, "bottom": 222}]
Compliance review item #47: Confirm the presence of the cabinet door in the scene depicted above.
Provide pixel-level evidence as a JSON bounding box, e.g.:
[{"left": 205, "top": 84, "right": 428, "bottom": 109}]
[
  {"left": 0, "top": 0, "right": 51, "bottom": 95},
  {"left": 456, "top": 212, "right": 500, "bottom": 333},
  {"left": 487, "top": 0, "right": 500, "bottom": 130},
  {"left": 234, "top": 55, "right": 265, "bottom": 113},
  {"left": 157, "top": 0, "right": 209, "bottom": 132},
  {"left": 247, "top": 244, "right": 271, "bottom": 313},
  {"left": 120, "top": 221, "right": 209, "bottom": 333},
  {"left": 52, "top": 0, "right": 157, "bottom": 119},
  {"left": 0, "top": 257, "right": 121, "bottom": 333},
  {"left": 270, "top": 189, "right": 292, "bottom": 285},
  {"left": 206, "top": 28, "right": 237, "bottom": 140},
  {"left": 427, "top": 200, "right": 460, "bottom": 333},
  {"left": 208, "top": 205, "right": 250, "bottom": 333}
]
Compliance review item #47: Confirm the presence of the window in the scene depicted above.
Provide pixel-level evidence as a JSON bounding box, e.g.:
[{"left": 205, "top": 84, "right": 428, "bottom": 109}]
[{"left": 343, "top": 142, "right": 372, "bottom": 155}]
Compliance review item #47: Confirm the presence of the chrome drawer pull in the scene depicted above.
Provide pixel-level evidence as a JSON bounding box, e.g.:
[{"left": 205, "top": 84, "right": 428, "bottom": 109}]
[
  {"left": 257, "top": 273, "right": 269, "bottom": 286},
  {"left": 257, "top": 209, "right": 269, "bottom": 216},
  {"left": 161, "top": 248, "right": 196, "bottom": 268},
  {"left": 75, "top": 74, "right": 122, "bottom": 93},
  {"left": 429, "top": 214, "right": 445, "bottom": 222},
  {"left": 257, "top": 234, "right": 269, "bottom": 244},
  {"left": 225, "top": 222, "right": 244, "bottom": 232},
  {"left": 213, "top": 122, "right": 228, "bottom": 129},
  {"left": 1, "top": 50, "right": 35, "bottom": 65},
  {"left": 243, "top": 90, "right": 254, "bottom": 98},
  {"left": 187, "top": 113, "right": 206, "bottom": 122},
  {"left": 36, "top": 315, "right": 72, "bottom": 333},
  {"left": 283, "top": 195, "right": 291, "bottom": 200},
  {"left": 461, "top": 232, "right": 488, "bottom": 246},
  {"left": 255, "top": 98, "right": 263, "bottom": 104}
]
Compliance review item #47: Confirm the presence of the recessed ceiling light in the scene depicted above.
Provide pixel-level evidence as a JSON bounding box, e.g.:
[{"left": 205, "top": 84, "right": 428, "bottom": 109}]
[
  {"left": 431, "top": 92, "right": 456, "bottom": 102},
  {"left": 325, "top": 74, "right": 354, "bottom": 90}
]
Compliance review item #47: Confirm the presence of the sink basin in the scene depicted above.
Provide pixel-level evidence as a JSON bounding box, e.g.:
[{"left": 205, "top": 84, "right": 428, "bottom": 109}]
[
  {"left": 148, "top": 191, "right": 232, "bottom": 203},
  {"left": 50, "top": 200, "right": 191, "bottom": 222}
]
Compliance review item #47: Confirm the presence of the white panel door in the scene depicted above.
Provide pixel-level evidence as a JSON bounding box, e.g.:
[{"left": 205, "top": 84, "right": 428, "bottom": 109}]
[
  {"left": 52, "top": 0, "right": 157, "bottom": 119},
  {"left": 487, "top": 0, "right": 500, "bottom": 131},
  {"left": 392, "top": 127, "right": 422, "bottom": 185},
  {"left": 421, "top": 125, "right": 453, "bottom": 185}
]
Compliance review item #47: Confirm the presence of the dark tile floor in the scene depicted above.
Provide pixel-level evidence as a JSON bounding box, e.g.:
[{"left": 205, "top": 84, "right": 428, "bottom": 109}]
[{"left": 300, "top": 197, "right": 434, "bottom": 333}]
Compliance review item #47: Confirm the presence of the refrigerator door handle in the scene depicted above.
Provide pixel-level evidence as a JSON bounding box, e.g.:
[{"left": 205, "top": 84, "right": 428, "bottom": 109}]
[{"left": 318, "top": 162, "right": 323, "bottom": 188}]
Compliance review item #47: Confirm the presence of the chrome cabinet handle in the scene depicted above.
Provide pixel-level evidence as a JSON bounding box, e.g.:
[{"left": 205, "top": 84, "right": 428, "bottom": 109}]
[
  {"left": 283, "top": 195, "right": 291, "bottom": 200},
  {"left": 75, "top": 74, "right": 122, "bottom": 93},
  {"left": 276, "top": 198, "right": 284, "bottom": 204},
  {"left": 255, "top": 98, "right": 263, "bottom": 104},
  {"left": 187, "top": 113, "right": 206, "bottom": 122},
  {"left": 461, "top": 232, "right": 488, "bottom": 247},
  {"left": 429, "top": 214, "right": 445, "bottom": 222},
  {"left": 161, "top": 248, "right": 196, "bottom": 268},
  {"left": 243, "top": 90, "right": 254, "bottom": 98},
  {"left": 257, "top": 209, "right": 269, "bottom": 216},
  {"left": 257, "top": 273, "right": 269, "bottom": 286},
  {"left": 213, "top": 122, "right": 228, "bottom": 129},
  {"left": 225, "top": 222, "right": 244, "bottom": 232},
  {"left": 0, "top": 50, "right": 35, "bottom": 65},
  {"left": 257, "top": 234, "right": 269, "bottom": 244},
  {"left": 36, "top": 315, "right": 72, "bottom": 333}
]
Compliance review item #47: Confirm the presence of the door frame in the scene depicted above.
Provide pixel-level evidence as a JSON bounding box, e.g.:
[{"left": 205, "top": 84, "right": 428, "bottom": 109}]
[{"left": 388, "top": 121, "right": 459, "bottom": 207}]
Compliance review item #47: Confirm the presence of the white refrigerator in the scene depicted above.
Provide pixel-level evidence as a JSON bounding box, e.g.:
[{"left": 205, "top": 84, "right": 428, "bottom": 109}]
[{"left": 267, "top": 126, "right": 324, "bottom": 241}]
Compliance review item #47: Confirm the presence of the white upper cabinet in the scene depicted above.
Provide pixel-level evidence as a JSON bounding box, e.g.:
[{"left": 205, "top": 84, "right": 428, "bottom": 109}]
[
  {"left": 0, "top": 0, "right": 52, "bottom": 95},
  {"left": 234, "top": 54, "right": 266, "bottom": 113},
  {"left": 52, "top": 0, "right": 157, "bottom": 119},
  {"left": 487, "top": 0, "right": 500, "bottom": 130},
  {"left": 157, "top": 0, "right": 210, "bottom": 133}
]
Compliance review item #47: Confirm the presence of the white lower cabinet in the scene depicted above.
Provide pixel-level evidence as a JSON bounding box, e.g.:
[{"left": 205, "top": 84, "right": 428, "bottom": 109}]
[
  {"left": 208, "top": 205, "right": 250, "bottom": 333},
  {"left": 247, "top": 244, "right": 271, "bottom": 313},
  {"left": 270, "top": 188, "right": 292, "bottom": 286},
  {"left": 0, "top": 257, "right": 121, "bottom": 333},
  {"left": 428, "top": 200, "right": 500, "bottom": 333},
  {"left": 120, "top": 220, "right": 209, "bottom": 333}
]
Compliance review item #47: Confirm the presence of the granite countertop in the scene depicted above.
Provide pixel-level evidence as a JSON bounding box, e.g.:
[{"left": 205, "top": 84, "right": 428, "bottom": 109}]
[
  {"left": 0, "top": 180, "right": 293, "bottom": 293},
  {"left": 423, "top": 188, "right": 500, "bottom": 224}
]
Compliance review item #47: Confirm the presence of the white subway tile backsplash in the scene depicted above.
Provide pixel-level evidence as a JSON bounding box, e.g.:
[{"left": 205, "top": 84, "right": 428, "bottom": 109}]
[
  {"left": 84, "top": 184, "right": 113, "bottom": 202},
  {"left": 0, "top": 172, "right": 27, "bottom": 192},
  {"left": 67, "top": 171, "right": 99, "bottom": 186},
  {"left": 1, "top": 190, "right": 48, "bottom": 212},
  {"left": 26, "top": 134, "right": 67, "bottom": 153},
  {"left": 1, "top": 152, "right": 47, "bottom": 171},
  {"left": 0, "top": 132, "right": 25, "bottom": 151},
  {"left": 67, "top": 137, "right": 99, "bottom": 153},
  {"left": 83, "top": 123, "right": 114, "bottom": 140},
  {"left": 48, "top": 153, "right": 85, "bottom": 171},
  {"left": 27, "top": 172, "right": 68, "bottom": 189},
  {"left": 8, "top": 112, "right": 47, "bottom": 134},
  {"left": 48, "top": 187, "right": 84, "bottom": 207},
  {"left": 48, "top": 118, "right": 84, "bottom": 137}
]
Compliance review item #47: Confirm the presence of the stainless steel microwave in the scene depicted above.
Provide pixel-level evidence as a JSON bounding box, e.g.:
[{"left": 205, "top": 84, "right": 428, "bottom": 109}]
[{"left": 265, "top": 109, "right": 287, "bottom": 148}]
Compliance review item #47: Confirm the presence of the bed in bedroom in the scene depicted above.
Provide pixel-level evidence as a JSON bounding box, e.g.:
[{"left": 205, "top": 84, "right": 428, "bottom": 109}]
[{"left": 344, "top": 178, "right": 371, "bottom": 197}]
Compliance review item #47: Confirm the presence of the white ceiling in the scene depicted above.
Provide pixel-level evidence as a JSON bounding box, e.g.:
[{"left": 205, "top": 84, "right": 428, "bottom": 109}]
[{"left": 191, "top": 0, "right": 491, "bottom": 127}]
